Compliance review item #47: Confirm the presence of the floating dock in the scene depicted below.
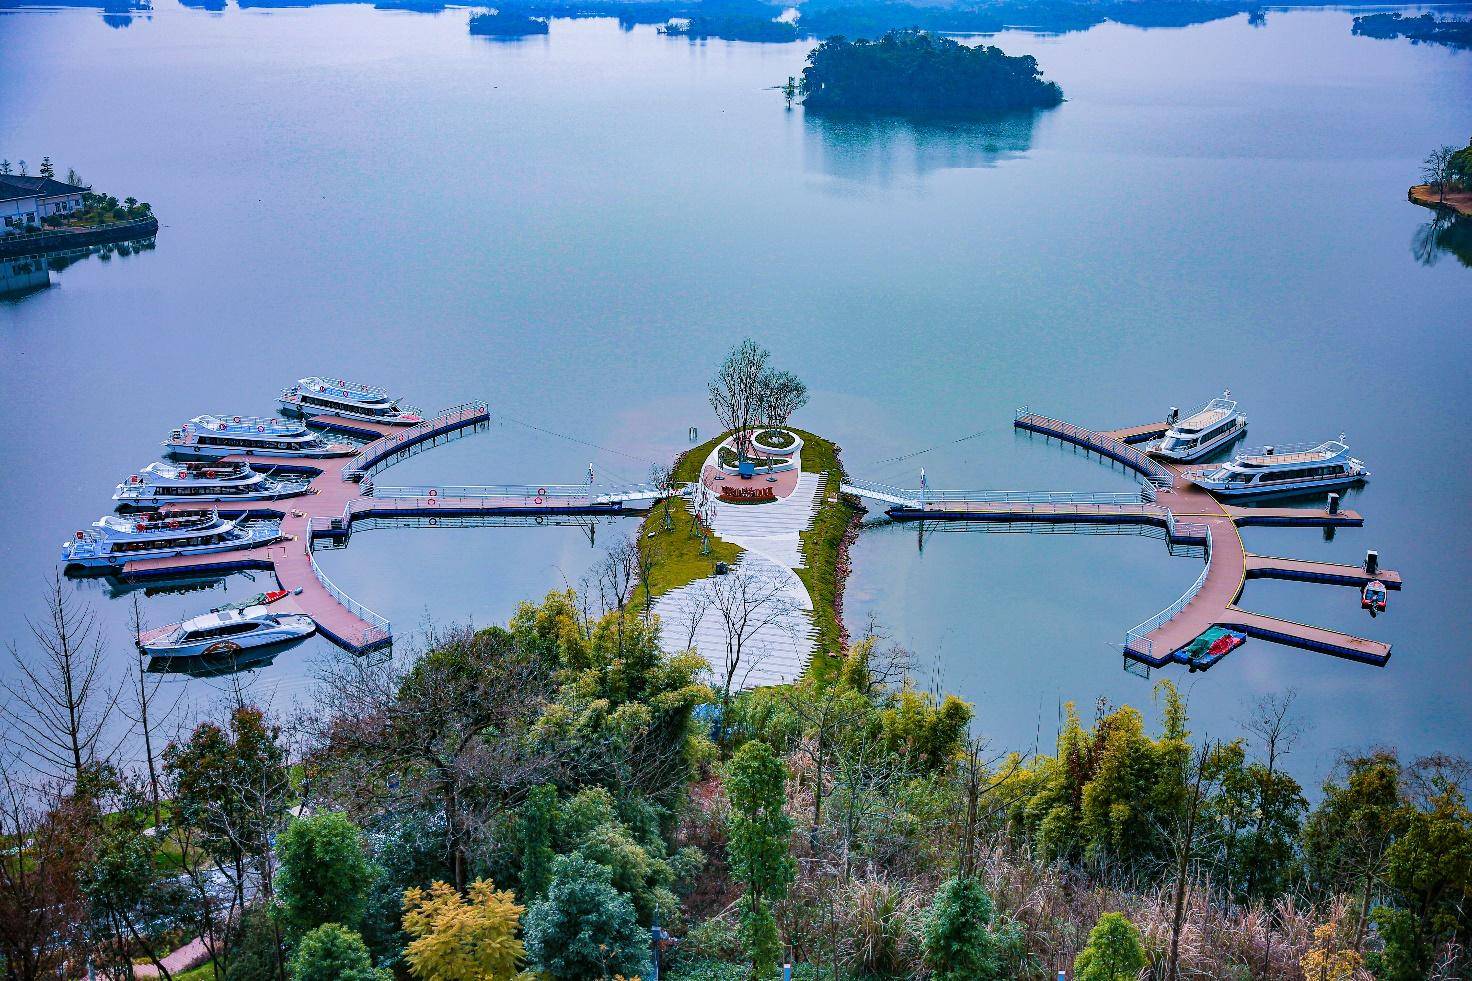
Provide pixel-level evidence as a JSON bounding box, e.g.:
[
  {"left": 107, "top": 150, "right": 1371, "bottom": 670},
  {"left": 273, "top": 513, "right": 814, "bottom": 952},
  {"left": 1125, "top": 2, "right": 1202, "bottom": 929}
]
[{"left": 842, "top": 406, "right": 1399, "bottom": 672}]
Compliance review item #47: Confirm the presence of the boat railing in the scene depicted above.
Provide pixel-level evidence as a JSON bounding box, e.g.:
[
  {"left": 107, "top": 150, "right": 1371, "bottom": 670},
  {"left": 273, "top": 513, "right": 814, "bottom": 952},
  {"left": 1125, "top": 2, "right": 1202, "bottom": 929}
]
[
  {"left": 918, "top": 488, "right": 1155, "bottom": 505},
  {"left": 1235, "top": 439, "right": 1344, "bottom": 460},
  {"left": 1015, "top": 406, "right": 1175, "bottom": 489},
  {"left": 305, "top": 545, "right": 391, "bottom": 647},
  {"left": 308, "top": 377, "right": 393, "bottom": 399},
  {"left": 1124, "top": 524, "right": 1214, "bottom": 659}
]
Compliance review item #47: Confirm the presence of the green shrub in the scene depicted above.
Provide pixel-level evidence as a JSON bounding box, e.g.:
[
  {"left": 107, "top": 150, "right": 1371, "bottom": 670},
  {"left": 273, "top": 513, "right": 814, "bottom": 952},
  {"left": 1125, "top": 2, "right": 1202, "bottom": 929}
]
[{"left": 287, "top": 924, "right": 386, "bottom": 981}]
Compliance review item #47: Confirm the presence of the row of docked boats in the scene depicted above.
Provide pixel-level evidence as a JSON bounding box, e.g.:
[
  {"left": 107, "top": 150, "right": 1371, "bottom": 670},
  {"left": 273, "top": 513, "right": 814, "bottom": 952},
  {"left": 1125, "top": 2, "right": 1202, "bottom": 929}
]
[
  {"left": 1146, "top": 391, "right": 1370, "bottom": 497},
  {"left": 63, "top": 375, "right": 421, "bottom": 662}
]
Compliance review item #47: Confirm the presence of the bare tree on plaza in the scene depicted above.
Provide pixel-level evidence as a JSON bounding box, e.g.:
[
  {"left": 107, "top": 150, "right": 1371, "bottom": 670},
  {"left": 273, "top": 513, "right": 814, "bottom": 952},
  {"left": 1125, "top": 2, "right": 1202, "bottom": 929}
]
[
  {"left": 708, "top": 339, "right": 771, "bottom": 458},
  {"left": 2, "top": 572, "right": 118, "bottom": 788},
  {"left": 708, "top": 562, "right": 798, "bottom": 740},
  {"left": 758, "top": 369, "right": 809, "bottom": 428}
]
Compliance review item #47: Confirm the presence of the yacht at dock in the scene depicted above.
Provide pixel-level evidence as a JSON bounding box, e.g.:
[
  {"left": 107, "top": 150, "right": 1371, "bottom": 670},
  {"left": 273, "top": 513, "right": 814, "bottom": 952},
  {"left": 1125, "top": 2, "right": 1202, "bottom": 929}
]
[
  {"left": 165, "top": 414, "right": 355, "bottom": 459},
  {"left": 62, "top": 508, "right": 281, "bottom": 570},
  {"left": 280, "top": 376, "right": 422, "bottom": 424},
  {"left": 1187, "top": 437, "right": 1369, "bottom": 497},
  {"left": 114, "top": 460, "right": 313, "bottom": 506},
  {"left": 1149, "top": 391, "right": 1247, "bottom": 462}
]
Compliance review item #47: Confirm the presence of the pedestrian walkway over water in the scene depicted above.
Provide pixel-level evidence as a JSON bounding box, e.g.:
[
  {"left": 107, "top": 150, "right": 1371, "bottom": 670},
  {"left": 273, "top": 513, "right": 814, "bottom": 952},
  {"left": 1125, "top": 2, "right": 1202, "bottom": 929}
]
[
  {"left": 841, "top": 405, "right": 1399, "bottom": 672},
  {"left": 124, "top": 401, "right": 683, "bottom": 654}
]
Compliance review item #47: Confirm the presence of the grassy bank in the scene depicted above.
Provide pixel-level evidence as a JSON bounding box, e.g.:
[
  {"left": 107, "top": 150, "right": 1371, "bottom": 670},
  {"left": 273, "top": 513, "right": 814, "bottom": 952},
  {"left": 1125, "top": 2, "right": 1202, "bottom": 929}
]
[{"left": 640, "top": 428, "right": 860, "bottom": 668}]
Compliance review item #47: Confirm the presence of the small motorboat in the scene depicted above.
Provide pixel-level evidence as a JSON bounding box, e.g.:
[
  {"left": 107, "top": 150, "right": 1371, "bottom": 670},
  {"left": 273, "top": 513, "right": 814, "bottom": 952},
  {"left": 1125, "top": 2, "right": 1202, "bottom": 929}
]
[
  {"left": 213, "top": 587, "right": 298, "bottom": 612},
  {"left": 1362, "top": 580, "right": 1388, "bottom": 613},
  {"left": 139, "top": 604, "right": 316, "bottom": 657}
]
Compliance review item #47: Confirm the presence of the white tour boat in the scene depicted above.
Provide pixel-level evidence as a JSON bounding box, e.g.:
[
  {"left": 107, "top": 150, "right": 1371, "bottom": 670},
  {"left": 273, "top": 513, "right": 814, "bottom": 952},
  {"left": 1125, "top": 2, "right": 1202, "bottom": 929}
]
[
  {"left": 114, "top": 460, "right": 313, "bottom": 506},
  {"left": 280, "top": 377, "right": 422, "bottom": 424},
  {"left": 1150, "top": 391, "right": 1247, "bottom": 462},
  {"left": 165, "top": 415, "right": 355, "bottom": 459},
  {"left": 139, "top": 604, "right": 316, "bottom": 658},
  {"left": 62, "top": 508, "right": 281, "bottom": 569},
  {"left": 1187, "top": 437, "right": 1369, "bottom": 497}
]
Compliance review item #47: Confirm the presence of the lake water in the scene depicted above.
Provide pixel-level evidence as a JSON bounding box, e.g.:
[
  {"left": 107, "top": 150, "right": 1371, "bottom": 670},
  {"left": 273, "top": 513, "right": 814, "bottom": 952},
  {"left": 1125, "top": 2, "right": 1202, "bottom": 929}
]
[{"left": 2, "top": 1, "right": 1469, "bottom": 789}]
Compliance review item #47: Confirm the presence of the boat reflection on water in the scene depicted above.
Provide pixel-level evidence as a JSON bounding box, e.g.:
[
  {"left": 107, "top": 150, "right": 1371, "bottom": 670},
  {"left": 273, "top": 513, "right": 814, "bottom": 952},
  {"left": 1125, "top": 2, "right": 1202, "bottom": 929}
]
[
  {"left": 147, "top": 634, "right": 313, "bottom": 679},
  {"left": 803, "top": 109, "right": 1042, "bottom": 184},
  {"left": 0, "top": 236, "right": 158, "bottom": 302}
]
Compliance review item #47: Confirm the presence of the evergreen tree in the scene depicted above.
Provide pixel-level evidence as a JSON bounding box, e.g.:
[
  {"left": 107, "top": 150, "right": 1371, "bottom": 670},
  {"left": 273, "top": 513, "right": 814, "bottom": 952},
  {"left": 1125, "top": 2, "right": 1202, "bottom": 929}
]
[
  {"left": 725, "top": 740, "right": 795, "bottom": 979},
  {"left": 523, "top": 854, "right": 647, "bottom": 979},
  {"left": 288, "top": 924, "right": 386, "bottom": 981},
  {"left": 38, "top": 156, "right": 54, "bottom": 180},
  {"left": 518, "top": 783, "right": 558, "bottom": 901},
  {"left": 277, "top": 811, "right": 377, "bottom": 937},
  {"left": 922, "top": 877, "right": 1005, "bottom": 981},
  {"left": 1073, "top": 912, "right": 1147, "bottom": 981}
]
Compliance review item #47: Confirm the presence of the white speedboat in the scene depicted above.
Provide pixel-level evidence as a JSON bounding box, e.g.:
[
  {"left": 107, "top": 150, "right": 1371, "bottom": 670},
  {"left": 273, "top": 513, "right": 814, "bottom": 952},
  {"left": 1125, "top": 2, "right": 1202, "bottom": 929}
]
[
  {"left": 139, "top": 604, "right": 316, "bottom": 657},
  {"left": 62, "top": 509, "right": 281, "bottom": 569},
  {"left": 1187, "top": 437, "right": 1369, "bottom": 497},
  {"left": 1150, "top": 391, "right": 1247, "bottom": 462},
  {"left": 280, "top": 377, "right": 422, "bottom": 425},
  {"left": 165, "top": 415, "right": 355, "bottom": 460},
  {"left": 114, "top": 461, "right": 313, "bottom": 507}
]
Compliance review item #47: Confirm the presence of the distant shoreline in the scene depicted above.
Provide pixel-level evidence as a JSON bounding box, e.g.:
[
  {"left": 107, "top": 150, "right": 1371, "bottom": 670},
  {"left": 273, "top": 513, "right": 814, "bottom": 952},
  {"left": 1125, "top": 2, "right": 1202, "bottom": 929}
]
[{"left": 1409, "top": 183, "right": 1472, "bottom": 218}]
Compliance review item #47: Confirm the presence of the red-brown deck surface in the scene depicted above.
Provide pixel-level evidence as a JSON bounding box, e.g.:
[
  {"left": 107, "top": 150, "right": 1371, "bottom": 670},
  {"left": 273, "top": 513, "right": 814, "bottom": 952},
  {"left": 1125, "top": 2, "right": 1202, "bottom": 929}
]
[
  {"left": 1003, "top": 412, "right": 1398, "bottom": 668},
  {"left": 123, "top": 404, "right": 491, "bottom": 653}
]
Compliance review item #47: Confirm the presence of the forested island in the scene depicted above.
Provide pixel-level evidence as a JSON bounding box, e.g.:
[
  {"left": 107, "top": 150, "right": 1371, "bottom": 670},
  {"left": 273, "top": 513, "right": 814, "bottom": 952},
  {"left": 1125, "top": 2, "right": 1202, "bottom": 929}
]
[
  {"left": 469, "top": 6, "right": 549, "bottom": 34},
  {"left": 800, "top": 30, "right": 1064, "bottom": 113},
  {"left": 1352, "top": 11, "right": 1472, "bottom": 48},
  {"left": 660, "top": 12, "right": 799, "bottom": 41}
]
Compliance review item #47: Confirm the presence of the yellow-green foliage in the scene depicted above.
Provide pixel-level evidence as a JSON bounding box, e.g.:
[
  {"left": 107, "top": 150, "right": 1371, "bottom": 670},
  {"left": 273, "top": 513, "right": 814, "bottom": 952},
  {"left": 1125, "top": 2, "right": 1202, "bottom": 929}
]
[
  {"left": 1008, "top": 681, "right": 1192, "bottom": 864},
  {"left": 401, "top": 879, "right": 524, "bottom": 981}
]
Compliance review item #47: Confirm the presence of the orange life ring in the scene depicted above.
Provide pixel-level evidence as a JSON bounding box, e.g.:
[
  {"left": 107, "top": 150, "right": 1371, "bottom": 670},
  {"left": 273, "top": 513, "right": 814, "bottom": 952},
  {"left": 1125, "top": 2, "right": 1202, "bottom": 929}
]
[{"left": 533, "top": 496, "right": 544, "bottom": 506}]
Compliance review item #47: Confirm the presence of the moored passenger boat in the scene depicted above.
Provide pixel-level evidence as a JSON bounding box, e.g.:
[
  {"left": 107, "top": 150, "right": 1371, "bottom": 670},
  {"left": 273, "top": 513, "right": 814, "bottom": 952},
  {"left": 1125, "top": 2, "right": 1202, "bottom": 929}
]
[
  {"left": 1149, "top": 391, "right": 1247, "bottom": 462},
  {"left": 280, "top": 377, "right": 422, "bottom": 424},
  {"left": 138, "top": 604, "right": 316, "bottom": 658},
  {"left": 1187, "top": 437, "right": 1369, "bottom": 497},
  {"left": 62, "top": 509, "right": 281, "bottom": 569},
  {"left": 164, "top": 415, "right": 355, "bottom": 459},
  {"left": 114, "top": 460, "right": 313, "bottom": 506}
]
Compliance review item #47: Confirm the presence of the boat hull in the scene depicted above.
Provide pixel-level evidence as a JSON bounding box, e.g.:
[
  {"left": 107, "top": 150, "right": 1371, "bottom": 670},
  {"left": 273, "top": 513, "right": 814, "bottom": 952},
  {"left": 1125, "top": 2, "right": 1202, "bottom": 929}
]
[
  {"left": 1150, "top": 418, "right": 1247, "bottom": 462},
  {"left": 141, "top": 614, "right": 316, "bottom": 657},
  {"left": 280, "top": 397, "right": 420, "bottom": 425},
  {"left": 164, "top": 441, "right": 354, "bottom": 460},
  {"left": 1187, "top": 470, "right": 1369, "bottom": 498},
  {"left": 62, "top": 524, "right": 281, "bottom": 570},
  {"left": 114, "top": 483, "right": 312, "bottom": 506}
]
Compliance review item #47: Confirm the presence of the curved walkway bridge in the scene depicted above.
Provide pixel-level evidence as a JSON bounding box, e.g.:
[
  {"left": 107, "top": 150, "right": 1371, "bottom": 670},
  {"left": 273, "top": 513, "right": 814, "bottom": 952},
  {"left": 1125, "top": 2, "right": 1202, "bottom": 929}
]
[
  {"left": 122, "top": 402, "right": 683, "bottom": 654},
  {"left": 843, "top": 407, "right": 1398, "bottom": 672}
]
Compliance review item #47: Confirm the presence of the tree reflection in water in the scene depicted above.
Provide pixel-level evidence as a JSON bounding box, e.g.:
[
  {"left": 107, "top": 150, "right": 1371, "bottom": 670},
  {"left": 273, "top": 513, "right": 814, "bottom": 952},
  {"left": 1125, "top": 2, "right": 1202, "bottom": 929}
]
[
  {"left": 803, "top": 109, "right": 1041, "bottom": 184},
  {"left": 1412, "top": 210, "right": 1472, "bottom": 269}
]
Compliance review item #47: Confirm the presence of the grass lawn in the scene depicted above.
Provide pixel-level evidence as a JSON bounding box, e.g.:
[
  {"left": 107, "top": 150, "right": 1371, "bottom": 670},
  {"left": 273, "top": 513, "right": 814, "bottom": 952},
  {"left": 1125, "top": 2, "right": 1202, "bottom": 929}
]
[
  {"left": 172, "top": 962, "right": 220, "bottom": 981},
  {"left": 642, "top": 428, "right": 859, "bottom": 668},
  {"left": 638, "top": 496, "right": 742, "bottom": 598}
]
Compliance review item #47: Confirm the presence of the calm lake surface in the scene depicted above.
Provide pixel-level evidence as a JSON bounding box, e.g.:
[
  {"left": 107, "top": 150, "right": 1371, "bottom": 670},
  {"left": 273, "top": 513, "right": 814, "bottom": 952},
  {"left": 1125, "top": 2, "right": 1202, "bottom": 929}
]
[{"left": 2, "top": 2, "right": 1469, "bottom": 789}]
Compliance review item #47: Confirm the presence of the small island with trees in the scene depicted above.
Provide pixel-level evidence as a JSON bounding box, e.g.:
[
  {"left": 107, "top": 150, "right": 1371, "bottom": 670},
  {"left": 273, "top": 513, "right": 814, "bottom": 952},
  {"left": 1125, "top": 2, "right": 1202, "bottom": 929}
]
[
  {"left": 799, "top": 29, "right": 1065, "bottom": 114},
  {"left": 468, "top": 7, "right": 549, "bottom": 36},
  {"left": 1352, "top": 11, "right": 1472, "bottom": 49}
]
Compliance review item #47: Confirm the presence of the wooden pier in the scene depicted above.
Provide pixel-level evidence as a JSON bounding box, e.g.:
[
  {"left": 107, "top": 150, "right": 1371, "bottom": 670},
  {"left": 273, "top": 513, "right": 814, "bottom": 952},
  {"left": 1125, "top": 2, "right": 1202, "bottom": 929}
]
[
  {"left": 124, "top": 402, "right": 680, "bottom": 654},
  {"left": 844, "top": 406, "right": 1400, "bottom": 672}
]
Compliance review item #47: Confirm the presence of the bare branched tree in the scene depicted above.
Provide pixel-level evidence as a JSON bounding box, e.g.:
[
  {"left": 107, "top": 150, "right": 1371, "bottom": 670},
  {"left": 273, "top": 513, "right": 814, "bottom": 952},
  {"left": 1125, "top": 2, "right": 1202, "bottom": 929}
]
[
  {"left": 1423, "top": 144, "right": 1458, "bottom": 205},
  {"left": 708, "top": 339, "right": 771, "bottom": 459},
  {"left": 758, "top": 369, "right": 809, "bottom": 428},
  {"left": 0, "top": 767, "right": 87, "bottom": 981},
  {"left": 707, "top": 562, "right": 798, "bottom": 741},
  {"left": 119, "top": 597, "right": 181, "bottom": 829},
  {"left": 3, "top": 573, "right": 118, "bottom": 788}
]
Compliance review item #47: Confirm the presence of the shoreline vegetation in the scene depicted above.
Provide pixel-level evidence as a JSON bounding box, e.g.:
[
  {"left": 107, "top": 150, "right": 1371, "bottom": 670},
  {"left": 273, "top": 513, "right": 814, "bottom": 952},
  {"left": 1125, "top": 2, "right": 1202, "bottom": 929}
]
[
  {"left": 478, "top": 0, "right": 1269, "bottom": 42},
  {"left": 800, "top": 29, "right": 1064, "bottom": 113},
  {"left": 1352, "top": 10, "right": 1472, "bottom": 48},
  {"left": 469, "top": 6, "right": 550, "bottom": 34},
  {"left": 2, "top": 344, "right": 1469, "bottom": 980}
]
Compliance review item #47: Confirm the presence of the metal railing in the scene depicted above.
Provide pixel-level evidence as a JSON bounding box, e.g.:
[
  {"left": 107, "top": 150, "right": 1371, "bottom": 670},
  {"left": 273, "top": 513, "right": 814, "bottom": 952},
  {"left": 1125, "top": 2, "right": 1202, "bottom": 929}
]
[
  {"left": 342, "top": 400, "right": 489, "bottom": 481},
  {"left": 1124, "top": 524, "right": 1214, "bottom": 659},
  {"left": 364, "top": 482, "right": 682, "bottom": 504},
  {"left": 306, "top": 546, "right": 391, "bottom": 647},
  {"left": 1015, "top": 406, "right": 1174, "bottom": 488},
  {"left": 842, "top": 478, "right": 1155, "bottom": 508}
]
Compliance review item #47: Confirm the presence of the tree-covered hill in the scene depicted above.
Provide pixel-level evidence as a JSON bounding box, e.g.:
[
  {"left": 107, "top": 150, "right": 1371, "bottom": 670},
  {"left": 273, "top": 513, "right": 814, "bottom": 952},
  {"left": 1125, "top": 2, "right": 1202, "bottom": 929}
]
[{"left": 800, "top": 29, "right": 1065, "bottom": 113}]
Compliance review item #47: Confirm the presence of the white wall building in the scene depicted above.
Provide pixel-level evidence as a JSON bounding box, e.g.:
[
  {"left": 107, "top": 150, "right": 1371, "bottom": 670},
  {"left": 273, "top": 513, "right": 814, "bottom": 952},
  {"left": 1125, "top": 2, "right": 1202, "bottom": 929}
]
[{"left": 1, "top": 175, "right": 88, "bottom": 234}]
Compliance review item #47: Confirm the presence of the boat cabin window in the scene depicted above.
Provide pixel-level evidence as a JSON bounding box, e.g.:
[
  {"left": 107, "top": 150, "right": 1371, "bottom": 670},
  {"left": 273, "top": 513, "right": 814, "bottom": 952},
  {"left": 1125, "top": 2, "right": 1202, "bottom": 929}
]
[{"left": 183, "top": 621, "right": 262, "bottom": 641}]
